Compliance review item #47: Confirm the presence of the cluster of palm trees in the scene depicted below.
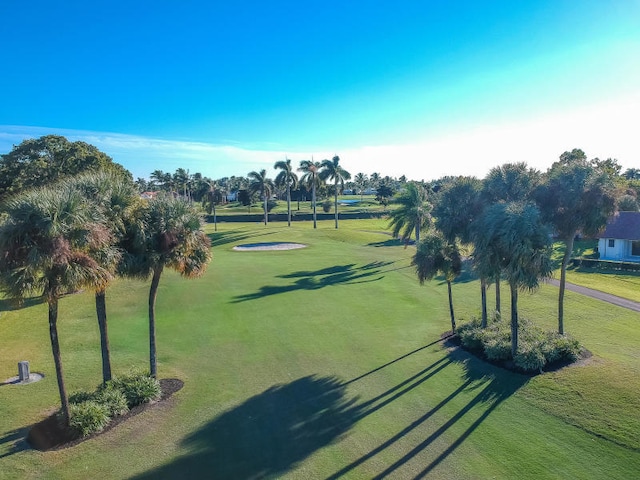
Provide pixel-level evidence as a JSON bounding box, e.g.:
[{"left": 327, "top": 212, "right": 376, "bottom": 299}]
[
  {"left": 390, "top": 152, "right": 617, "bottom": 356},
  {"left": 0, "top": 171, "right": 211, "bottom": 426},
  {"left": 245, "top": 155, "right": 352, "bottom": 229}
]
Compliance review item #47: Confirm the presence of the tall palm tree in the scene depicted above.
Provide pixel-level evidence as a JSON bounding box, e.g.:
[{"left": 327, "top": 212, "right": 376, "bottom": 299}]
[
  {"left": 320, "top": 155, "right": 351, "bottom": 229},
  {"left": 475, "top": 202, "right": 553, "bottom": 355},
  {"left": 354, "top": 173, "right": 369, "bottom": 201},
  {"left": 274, "top": 158, "right": 299, "bottom": 227},
  {"left": 412, "top": 233, "right": 462, "bottom": 333},
  {"left": 0, "top": 186, "right": 112, "bottom": 424},
  {"left": 388, "top": 182, "right": 431, "bottom": 244},
  {"left": 298, "top": 159, "right": 323, "bottom": 229},
  {"left": 66, "top": 171, "right": 139, "bottom": 384},
  {"left": 122, "top": 196, "right": 211, "bottom": 378},
  {"left": 248, "top": 169, "right": 275, "bottom": 225}
]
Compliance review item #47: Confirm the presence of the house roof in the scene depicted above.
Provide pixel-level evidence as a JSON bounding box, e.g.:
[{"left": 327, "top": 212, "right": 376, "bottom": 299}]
[{"left": 599, "top": 211, "right": 640, "bottom": 240}]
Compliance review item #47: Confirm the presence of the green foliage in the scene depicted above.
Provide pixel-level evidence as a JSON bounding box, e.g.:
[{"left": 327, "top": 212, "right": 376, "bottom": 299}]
[
  {"left": 68, "top": 401, "right": 111, "bottom": 437},
  {"left": 94, "top": 386, "right": 130, "bottom": 416},
  {"left": 457, "top": 317, "right": 583, "bottom": 373},
  {"left": 322, "top": 200, "right": 332, "bottom": 212},
  {"left": 109, "top": 372, "right": 162, "bottom": 408},
  {"left": 0, "top": 135, "right": 131, "bottom": 202},
  {"left": 69, "top": 391, "right": 94, "bottom": 405}
]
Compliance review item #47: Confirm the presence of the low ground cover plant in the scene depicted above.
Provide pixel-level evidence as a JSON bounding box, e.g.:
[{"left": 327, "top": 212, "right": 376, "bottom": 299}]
[
  {"left": 65, "top": 371, "right": 161, "bottom": 437},
  {"left": 457, "top": 315, "right": 582, "bottom": 373}
]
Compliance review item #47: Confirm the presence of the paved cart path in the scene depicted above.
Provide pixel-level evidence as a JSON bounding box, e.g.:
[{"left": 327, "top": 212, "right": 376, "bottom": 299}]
[{"left": 546, "top": 279, "right": 640, "bottom": 312}]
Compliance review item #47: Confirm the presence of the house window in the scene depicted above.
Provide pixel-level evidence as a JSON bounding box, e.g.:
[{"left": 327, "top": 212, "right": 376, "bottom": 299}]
[
  {"left": 608, "top": 239, "right": 615, "bottom": 248},
  {"left": 632, "top": 241, "right": 640, "bottom": 256}
]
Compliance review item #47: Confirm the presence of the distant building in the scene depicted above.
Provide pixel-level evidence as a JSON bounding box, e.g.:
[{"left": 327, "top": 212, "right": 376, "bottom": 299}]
[{"left": 597, "top": 211, "right": 640, "bottom": 261}]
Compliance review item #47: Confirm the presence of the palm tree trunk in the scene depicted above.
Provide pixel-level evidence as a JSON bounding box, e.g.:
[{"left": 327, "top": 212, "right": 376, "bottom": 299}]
[
  {"left": 213, "top": 203, "right": 217, "bottom": 232},
  {"left": 48, "top": 297, "right": 70, "bottom": 425},
  {"left": 495, "top": 275, "right": 501, "bottom": 315},
  {"left": 312, "top": 182, "right": 317, "bottom": 229},
  {"left": 287, "top": 184, "right": 292, "bottom": 227},
  {"left": 510, "top": 281, "right": 518, "bottom": 357},
  {"left": 95, "top": 289, "right": 112, "bottom": 384},
  {"left": 447, "top": 280, "right": 456, "bottom": 333},
  {"left": 263, "top": 194, "right": 268, "bottom": 225},
  {"left": 148, "top": 265, "right": 163, "bottom": 378},
  {"left": 480, "top": 279, "right": 488, "bottom": 328},
  {"left": 415, "top": 222, "right": 420, "bottom": 244},
  {"left": 334, "top": 180, "right": 339, "bottom": 229},
  {"left": 558, "top": 233, "right": 575, "bottom": 335}
]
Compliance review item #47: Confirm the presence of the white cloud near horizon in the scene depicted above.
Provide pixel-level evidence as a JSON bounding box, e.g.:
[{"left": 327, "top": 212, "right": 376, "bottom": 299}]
[{"left": 1, "top": 91, "right": 638, "bottom": 181}]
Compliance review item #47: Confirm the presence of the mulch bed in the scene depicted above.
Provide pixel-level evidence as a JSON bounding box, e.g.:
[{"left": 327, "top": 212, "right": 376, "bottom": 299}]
[{"left": 27, "top": 378, "right": 184, "bottom": 451}]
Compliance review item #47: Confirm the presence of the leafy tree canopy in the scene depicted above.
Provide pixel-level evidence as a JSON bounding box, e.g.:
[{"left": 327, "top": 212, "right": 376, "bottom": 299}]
[{"left": 0, "top": 135, "right": 131, "bottom": 202}]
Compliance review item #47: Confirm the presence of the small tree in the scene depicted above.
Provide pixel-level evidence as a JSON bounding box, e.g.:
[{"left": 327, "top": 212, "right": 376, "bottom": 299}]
[
  {"left": 388, "top": 182, "right": 431, "bottom": 244},
  {"left": 412, "top": 233, "right": 462, "bottom": 333}
]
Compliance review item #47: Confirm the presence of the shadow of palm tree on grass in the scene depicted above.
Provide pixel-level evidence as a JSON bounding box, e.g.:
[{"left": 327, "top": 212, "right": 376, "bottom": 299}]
[
  {"left": 129, "top": 337, "right": 528, "bottom": 479},
  {"left": 231, "top": 262, "right": 393, "bottom": 303},
  {"left": 0, "top": 296, "right": 45, "bottom": 313},
  {"left": 0, "top": 427, "right": 30, "bottom": 459}
]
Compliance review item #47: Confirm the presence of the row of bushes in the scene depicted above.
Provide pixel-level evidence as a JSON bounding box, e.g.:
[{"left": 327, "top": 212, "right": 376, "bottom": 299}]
[
  {"left": 65, "top": 371, "right": 162, "bottom": 437},
  {"left": 457, "top": 315, "right": 582, "bottom": 373}
]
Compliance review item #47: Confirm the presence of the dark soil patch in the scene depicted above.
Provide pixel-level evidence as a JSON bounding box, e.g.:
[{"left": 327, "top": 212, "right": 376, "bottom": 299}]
[
  {"left": 27, "top": 378, "right": 183, "bottom": 451},
  {"left": 443, "top": 334, "right": 592, "bottom": 376}
]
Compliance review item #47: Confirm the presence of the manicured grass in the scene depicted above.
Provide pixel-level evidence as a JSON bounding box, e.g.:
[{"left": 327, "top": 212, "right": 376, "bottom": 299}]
[
  {"left": 0, "top": 219, "right": 639, "bottom": 479},
  {"left": 551, "top": 239, "right": 640, "bottom": 302}
]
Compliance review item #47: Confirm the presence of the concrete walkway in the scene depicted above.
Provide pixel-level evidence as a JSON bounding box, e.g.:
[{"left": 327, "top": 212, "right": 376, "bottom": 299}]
[{"left": 546, "top": 279, "right": 640, "bottom": 312}]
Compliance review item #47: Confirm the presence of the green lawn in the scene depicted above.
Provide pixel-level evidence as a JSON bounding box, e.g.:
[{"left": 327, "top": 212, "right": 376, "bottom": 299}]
[
  {"left": 552, "top": 239, "right": 640, "bottom": 302},
  {"left": 1, "top": 219, "right": 639, "bottom": 479}
]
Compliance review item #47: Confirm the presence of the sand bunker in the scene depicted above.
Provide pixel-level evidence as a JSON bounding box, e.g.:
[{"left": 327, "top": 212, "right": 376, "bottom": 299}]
[{"left": 233, "top": 242, "right": 307, "bottom": 251}]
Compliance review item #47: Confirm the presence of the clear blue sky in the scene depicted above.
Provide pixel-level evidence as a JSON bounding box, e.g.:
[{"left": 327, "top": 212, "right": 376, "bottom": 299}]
[{"left": 1, "top": 1, "right": 638, "bottom": 180}]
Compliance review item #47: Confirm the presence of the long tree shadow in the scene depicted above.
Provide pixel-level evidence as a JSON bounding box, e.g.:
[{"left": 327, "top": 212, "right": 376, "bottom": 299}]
[
  {"left": 132, "top": 375, "right": 361, "bottom": 480},
  {"left": 231, "top": 263, "right": 391, "bottom": 303},
  {"left": 134, "top": 339, "right": 453, "bottom": 479},
  {"left": 0, "top": 296, "right": 45, "bottom": 313},
  {"left": 329, "top": 347, "right": 530, "bottom": 479}
]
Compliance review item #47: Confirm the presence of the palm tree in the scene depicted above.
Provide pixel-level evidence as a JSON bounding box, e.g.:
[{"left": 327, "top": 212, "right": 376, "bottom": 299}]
[
  {"left": 354, "top": 173, "right": 369, "bottom": 202},
  {"left": 0, "top": 186, "right": 112, "bottom": 424},
  {"left": 412, "top": 233, "right": 462, "bottom": 333},
  {"left": 122, "top": 196, "right": 211, "bottom": 378},
  {"left": 388, "top": 182, "right": 431, "bottom": 244},
  {"left": 320, "top": 155, "right": 351, "bottom": 229},
  {"left": 475, "top": 202, "right": 553, "bottom": 355},
  {"left": 274, "top": 158, "right": 299, "bottom": 227},
  {"left": 248, "top": 169, "right": 275, "bottom": 225},
  {"left": 66, "top": 171, "right": 139, "bottom": 384},
  {"left": 298, "top": 159, "right": 323, "bottom": 229},
  {"left": 535, "top": 156, "right": 616, "bottom": 334}
]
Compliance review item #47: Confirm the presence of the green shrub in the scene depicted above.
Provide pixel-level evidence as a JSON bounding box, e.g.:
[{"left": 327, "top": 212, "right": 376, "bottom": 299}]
[
  {"left": 68, "top": 401, "right": 110, "bottom": 437},
  {"left": 69, "top": 390, "right": 94, "bottom": 405},
  {"left": 458, "top": 320, "right": 484, "bottom": 352},
  {"left": 94, "top": 386, "right": 129, "bottom": 416},
  {"left": 484, "top": 338, "right": 511, "bottom": 361},
  {"left": 514, "top": 343, "right": 547, "bottom": 372},
  {"left": 322, "top": 200, "right": 332, "bottom": 212},
  {"left": 109, "top": 372, "right": 161, "bottom": 408}
]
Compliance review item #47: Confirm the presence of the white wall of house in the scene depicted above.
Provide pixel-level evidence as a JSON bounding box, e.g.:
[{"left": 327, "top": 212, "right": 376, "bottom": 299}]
[{"left": 598, "top": 238, "right": 629, "bottom": 260}]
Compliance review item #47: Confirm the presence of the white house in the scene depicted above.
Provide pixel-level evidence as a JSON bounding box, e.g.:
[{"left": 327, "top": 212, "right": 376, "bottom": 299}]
[{"left": 597, "top": 211, "right": 640, "bottom": 262}]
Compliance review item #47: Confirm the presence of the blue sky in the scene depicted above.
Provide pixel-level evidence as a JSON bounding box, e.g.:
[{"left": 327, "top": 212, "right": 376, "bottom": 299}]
[{"left": 1, "top": 1, "right": 638, "bottom": 181}]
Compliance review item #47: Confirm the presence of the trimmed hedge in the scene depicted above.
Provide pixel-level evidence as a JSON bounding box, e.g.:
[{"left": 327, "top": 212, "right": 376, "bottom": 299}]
[{"left": 571, "top": 258, "right": 640, "bottom": 271}]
